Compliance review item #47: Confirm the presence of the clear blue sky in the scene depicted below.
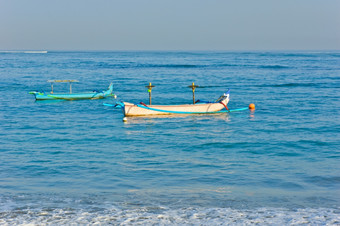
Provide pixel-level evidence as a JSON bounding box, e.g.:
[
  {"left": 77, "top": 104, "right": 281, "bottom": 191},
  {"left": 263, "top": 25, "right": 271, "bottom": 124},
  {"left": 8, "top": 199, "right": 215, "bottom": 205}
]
[{"left": 1, "top": 0, "right": 339, "bottom": 51}]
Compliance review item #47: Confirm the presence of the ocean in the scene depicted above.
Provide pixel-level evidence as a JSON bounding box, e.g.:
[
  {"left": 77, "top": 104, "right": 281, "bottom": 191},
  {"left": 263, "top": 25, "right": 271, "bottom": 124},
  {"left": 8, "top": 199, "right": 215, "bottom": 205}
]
[{"left": 0, "top": 51, "right": 339, "bottom": 225}]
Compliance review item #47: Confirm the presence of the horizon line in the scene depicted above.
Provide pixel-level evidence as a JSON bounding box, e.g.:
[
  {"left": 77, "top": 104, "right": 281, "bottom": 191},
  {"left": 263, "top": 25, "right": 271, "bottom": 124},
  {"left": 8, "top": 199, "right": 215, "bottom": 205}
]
[{"left": 1, "top": 49, "right": 340, "bottom": 52}]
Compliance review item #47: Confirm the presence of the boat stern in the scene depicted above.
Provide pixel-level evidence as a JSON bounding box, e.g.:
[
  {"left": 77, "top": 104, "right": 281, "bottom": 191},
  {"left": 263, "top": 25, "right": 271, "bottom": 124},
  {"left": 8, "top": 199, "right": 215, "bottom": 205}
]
[
  {"left": 103, "top": 82, "right": 116, "bottom": 98},
  {"left": 108, "top": 83, "right": 114, "bottom": 94},
  {"left": 29, "top": 91, "right": 40, "bottom": 100}
]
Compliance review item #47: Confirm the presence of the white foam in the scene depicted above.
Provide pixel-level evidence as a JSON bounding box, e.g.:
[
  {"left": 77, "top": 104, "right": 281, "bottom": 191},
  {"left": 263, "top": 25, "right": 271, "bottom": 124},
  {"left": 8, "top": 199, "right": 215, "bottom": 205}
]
[{"left": 0, "top": 207, "right": 339, "bottom": 225}]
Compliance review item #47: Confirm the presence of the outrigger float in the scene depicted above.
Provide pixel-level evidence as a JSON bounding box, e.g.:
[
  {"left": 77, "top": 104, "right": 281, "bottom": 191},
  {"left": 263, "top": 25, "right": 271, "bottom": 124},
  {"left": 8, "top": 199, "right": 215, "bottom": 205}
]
[
  {"left": 29, "top": 80, "right": 115, "bottom": 100},
  {"left": 104, "top": 83, "right": 255, "bottom": 120}
]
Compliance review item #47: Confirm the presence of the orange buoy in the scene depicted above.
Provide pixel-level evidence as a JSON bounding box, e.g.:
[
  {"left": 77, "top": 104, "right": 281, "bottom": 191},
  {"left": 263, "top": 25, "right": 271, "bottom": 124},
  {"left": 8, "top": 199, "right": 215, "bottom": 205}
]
[{"left": 249, "top": 103, "right": 255, "bottom": 110}]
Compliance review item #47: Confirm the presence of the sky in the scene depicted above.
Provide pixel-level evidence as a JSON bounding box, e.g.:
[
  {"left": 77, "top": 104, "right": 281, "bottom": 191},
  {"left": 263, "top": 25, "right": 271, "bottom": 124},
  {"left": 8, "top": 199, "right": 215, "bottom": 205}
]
[{"left": 1, "top": 0, "right": 339, "bottom": 51}]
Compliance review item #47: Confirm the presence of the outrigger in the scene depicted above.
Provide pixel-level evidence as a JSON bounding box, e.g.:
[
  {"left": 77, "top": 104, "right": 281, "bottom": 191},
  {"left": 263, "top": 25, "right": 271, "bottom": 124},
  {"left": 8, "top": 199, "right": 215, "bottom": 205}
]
[
  {"left": 104, "top": 83, "right": 254, "bottom": 120},
  {"left": 29, "top": 80, "right": 115, "bottom": 100}
]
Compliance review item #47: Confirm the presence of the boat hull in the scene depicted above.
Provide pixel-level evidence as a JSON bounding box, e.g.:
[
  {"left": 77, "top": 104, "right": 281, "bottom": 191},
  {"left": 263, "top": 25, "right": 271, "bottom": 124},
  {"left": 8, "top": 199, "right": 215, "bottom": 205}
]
[
  {"left": 30, "top": 83, "right": 114, "bottom": 100},
  {"left": 32, "top": 92, "right": 110, "bottom": 100},
  {"left": 122, "top": 93, "right": 230, "bottom": 116},
  {"left": 123, "top": 103, "right": 227, "bottom": 116}
]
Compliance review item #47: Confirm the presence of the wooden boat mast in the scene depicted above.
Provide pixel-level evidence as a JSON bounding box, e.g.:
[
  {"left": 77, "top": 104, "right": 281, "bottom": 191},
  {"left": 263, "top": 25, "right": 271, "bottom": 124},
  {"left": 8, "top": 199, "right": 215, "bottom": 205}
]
[
  {"left": 145, "top": 82, "right": 155, "bottom": 105},
  {"left": 188, "top": 82, "right": 199, "bottom": 104}
]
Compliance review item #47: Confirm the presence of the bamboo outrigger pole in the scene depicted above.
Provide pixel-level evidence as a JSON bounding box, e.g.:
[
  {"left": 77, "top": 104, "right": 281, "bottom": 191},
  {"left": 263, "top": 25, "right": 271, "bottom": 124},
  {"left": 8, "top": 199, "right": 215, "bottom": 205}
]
[
  {"left": 188, "top": 82, "right": 199, "bottom": 104},
  {"left": 145, "top": 82, "right": 155, "bottom": 105}
]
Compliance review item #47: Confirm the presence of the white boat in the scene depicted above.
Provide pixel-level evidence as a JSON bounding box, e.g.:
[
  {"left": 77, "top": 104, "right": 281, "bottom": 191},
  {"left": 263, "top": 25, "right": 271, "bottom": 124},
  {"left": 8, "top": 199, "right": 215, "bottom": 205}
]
[{"left": 120, "top": 90, "right": 230, "bottom": 117}]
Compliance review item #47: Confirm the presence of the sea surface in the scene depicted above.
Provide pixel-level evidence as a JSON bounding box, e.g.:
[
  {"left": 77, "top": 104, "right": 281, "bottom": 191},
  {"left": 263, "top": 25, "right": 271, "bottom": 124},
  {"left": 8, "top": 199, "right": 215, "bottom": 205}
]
[{"left": 0, "top": 51, "right": 339, "bottom": 225}]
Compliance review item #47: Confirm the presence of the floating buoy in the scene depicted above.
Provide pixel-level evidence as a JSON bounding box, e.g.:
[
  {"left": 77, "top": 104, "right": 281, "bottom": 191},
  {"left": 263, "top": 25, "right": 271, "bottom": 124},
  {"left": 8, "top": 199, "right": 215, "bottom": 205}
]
[
  {"left": 123, "top": 117, "right": 127, "bottom": 122},
  {"left": 249, "top": 103, "right": 255, "bottom": 110}
]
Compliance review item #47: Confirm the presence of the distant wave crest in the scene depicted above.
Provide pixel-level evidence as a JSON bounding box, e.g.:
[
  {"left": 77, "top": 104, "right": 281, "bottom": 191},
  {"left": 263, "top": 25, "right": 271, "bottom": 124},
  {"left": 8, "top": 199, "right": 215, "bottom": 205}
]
[{"left": 258, "top": 65, "right": 290, "bottom": 69}]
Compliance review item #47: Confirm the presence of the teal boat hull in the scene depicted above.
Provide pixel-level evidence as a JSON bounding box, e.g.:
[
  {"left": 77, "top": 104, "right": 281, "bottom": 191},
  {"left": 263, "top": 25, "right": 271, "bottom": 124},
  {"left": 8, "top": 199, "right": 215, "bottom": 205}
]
[{"left": 30, "top": 83, "right": 115, "bottom": 101}]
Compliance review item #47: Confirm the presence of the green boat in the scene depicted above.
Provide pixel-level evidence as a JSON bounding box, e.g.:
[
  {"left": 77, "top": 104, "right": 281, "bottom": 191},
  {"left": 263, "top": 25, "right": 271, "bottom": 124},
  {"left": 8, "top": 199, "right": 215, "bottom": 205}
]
[{"left": 29, "top": 80, "right": 115, "bottom": 100}]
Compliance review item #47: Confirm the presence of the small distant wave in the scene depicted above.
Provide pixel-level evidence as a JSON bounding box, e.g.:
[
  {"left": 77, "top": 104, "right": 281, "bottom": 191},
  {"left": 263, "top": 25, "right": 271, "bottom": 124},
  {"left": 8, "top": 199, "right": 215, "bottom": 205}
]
[
  {"left": 101, "top": 63, "right": 243, "bottom": 69},
  {"left": 142, "top": 64, "right": 203, "bottom": 68},
  {"left": 95, "top": 63, "right": 207, "bottom": 69},
  {"left": 0, "top": 50, "right": 48, "bottom": 54},
  {"left": 258, "top": 52, "right": 329, "bottom": 58},
  {"left": 82, "top": 62, "right": 293, "bottom": 70},
  {"left": 273, "top": 83, "right": 317, "bottom": 87},
  {"left": 218, "top": 63, "right": 242, "bottom": 67},
  {"left": 258, "top": 83, "right": 318, "bottom": 88},
  {"left": 305, "top": 176, "right": 340, "bottom": 188},
  {"left": 258, "top": 65, "right": 291, "bottom": 69},
  {"left": 146, "top": 63, "right": 286, "bottom": 69}
]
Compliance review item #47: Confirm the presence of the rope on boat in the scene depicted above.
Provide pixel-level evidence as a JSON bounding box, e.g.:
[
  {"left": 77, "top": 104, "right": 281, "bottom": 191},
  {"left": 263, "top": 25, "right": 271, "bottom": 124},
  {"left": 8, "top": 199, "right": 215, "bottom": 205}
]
[
  {"left": 219, "top": 101, "right": 229, "bottom": 111},
  {"left": 139, "top": 102, "right": 148, "bottom": 107}
]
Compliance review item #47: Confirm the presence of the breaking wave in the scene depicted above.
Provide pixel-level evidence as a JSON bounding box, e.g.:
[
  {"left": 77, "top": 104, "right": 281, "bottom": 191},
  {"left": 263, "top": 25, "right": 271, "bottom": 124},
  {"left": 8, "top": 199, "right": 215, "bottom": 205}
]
[{"left": 1, "top": 207, "right": 339, "bottom": 225}]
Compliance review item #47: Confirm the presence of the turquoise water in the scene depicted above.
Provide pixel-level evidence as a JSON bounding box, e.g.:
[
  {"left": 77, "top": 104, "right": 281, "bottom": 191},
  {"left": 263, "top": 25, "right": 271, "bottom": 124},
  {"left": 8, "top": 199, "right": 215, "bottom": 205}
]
[{"left": 0, "top": 51, "right": 339, "bottom": 224}]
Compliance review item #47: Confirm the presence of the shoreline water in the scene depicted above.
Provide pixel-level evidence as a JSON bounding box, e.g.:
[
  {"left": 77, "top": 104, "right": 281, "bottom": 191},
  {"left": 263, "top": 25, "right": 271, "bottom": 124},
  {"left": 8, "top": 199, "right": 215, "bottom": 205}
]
[{"left": 0, "top": 51, "right": 339, "bottom": 224}]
